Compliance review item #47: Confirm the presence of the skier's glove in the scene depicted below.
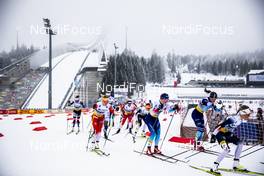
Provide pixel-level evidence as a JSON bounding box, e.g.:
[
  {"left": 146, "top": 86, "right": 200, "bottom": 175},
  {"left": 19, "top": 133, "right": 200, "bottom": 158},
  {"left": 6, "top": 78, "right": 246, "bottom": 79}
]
[
  {"left": 202, "top": 99, "right": 209, "bottom": 105},
  {"left": 210, "top": 134, "right": 216, "bottom": 143}
]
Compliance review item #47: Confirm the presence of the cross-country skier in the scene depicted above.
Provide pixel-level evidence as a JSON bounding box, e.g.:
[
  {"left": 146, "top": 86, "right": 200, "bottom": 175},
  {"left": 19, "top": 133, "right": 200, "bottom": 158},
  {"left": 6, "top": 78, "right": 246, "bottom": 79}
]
[
  {"left": 191, "top": 88, "right": 221, "bottom": 151},
  {"left": 67, "top": 95, "right": 85, "bottom": 133},
  {"left": 103, "top": 96, "right": 115, "bottom": 139},
  {"left": 134, "top": 102, "right": 151, "bottom": 138},
  {"left": 143, "top": 93, "right": 179, "bottom": 155},
  {"left": 115, "top": 98, "right": 137, "bottom": 134},
  {"left": 113, "top": 106, "right": 122, "bottom": 129},
  {"left": 210, "top": 105, "right": 252, "bottom": 174},
  {"left": 91, "top": 95, "right": 114, "bottom": 149}
]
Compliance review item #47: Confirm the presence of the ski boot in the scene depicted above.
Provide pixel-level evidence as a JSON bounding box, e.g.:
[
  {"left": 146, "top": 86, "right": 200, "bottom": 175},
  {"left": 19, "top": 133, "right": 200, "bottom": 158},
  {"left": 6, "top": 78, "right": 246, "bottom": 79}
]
[
  {"left": 210, "top": 162, "right": 221, "bottom": 175},
  {"left": 154, "top": 146, "right": 162, "bottom": 154},
  {"left": 115, "top": 128, "right": 121, "bottom": 134},
  {"left": 90, "top": 141, "right": 96, "bottom": 150},
  {"left": 233, "top": 159, "right": 248, "bottom": 172},
  {"left": 129, "top": 128, "right": 132, "bottom": 134},
  {"left": 194, "top": 141, "right": 205, "bottom": 152},
  {"left": 197, "top": 146, "right": 205, "bottom": 152},
  {"left": 104, "top": 132, "right": 108, "bottom": 139},
  {"left": 95, "top": 141, "right": 100, "bottom": 150},
  {"left": 141, "top": 131, "right": 146, "bottom": 137},
  {"left": 146, "top": 146, "right": 152, "bottom": 155},
  {"left": 68, "top": 128, "right": 74, "bottom": 134}
]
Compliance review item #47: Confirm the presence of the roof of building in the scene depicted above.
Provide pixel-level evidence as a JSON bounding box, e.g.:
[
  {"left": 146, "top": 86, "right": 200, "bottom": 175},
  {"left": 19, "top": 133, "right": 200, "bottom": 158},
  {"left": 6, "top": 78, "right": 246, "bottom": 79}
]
[{"left": 248, "top": 69, "right": 264, "bottom": 74}]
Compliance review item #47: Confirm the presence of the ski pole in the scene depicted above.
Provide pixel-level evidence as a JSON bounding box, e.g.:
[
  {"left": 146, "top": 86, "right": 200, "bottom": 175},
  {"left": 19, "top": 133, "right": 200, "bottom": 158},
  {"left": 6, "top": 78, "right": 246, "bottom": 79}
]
[
  {"left": 199, "top": 113, "right": 211, "bottom": 148},
  {"left": 86, "top": 128, "right": 95, "bottom": 152},
  {"left": 139, "top": 116, "right": 159, "bottom": 155},
  {"left": 160, "top": 111, "right": 176, "bottom": 150},
  {"left": 81, "top": 112, "right": 84, "bottom": 132},
  {"left": 140, "top": 136, "right": 149, "bottom": 155},
  {"left": 86, "top": 114, "right": 92, "bottom": 129},
  {"left": 103, "top": 120, "right": 112, "bottom": 148},
  {"left": 66, "top": 116, "right": 69, "bottom": 134}
]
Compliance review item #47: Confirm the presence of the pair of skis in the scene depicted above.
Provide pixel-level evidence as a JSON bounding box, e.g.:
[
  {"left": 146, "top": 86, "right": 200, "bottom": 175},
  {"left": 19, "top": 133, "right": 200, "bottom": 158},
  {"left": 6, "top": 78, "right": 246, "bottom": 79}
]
[
  {"left": 67, "top": 129, "right": 80, "bottom": 135},
  {"left": 112, "top": 129, "right": 136, "bottom": 143},
  {"left": 134, "top": 150, "right": 189, "bottom": 164},
  {"left": 91, "top": 149, "right": 110, "bottom": 157},
  {"left": 85, "top": 130, "right": 112, "bottom": 156},
  {"left": 184, "top": 149, "right": 233, "bottom": 159},
  {"left": 190, "top": 165, "right": 264, "bottom": 176}
]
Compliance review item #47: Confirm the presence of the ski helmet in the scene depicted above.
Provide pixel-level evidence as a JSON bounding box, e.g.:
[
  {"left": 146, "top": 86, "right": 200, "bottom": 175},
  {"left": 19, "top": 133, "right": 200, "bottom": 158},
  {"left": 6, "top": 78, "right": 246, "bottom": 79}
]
[
  {"left": 74, "top": 95, "right": 80, "bottom": 102},
  {"left": 160, "top": 93, "right": 169, "bottom": 100},
  {"left": 126, "top": 98, "right": 132, "bottom": 104},
  {"left": 238, "top": 105, "right": 252, "bottom": 115},
  {"left": 101, "top": 95, "right": 109, "bottom": 104},
  {"left": 209, "top": 92, "right": 217, "bottom": 99},
  {"left": 145, "top": 103, "right": 151, "bottom": 110}
]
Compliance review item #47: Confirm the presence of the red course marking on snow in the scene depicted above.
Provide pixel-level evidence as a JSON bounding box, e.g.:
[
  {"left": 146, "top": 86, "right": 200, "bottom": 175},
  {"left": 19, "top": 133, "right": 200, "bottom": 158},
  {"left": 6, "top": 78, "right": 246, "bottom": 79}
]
[
  {"left": 0, "top": 118, "right": 3, "bottom": 120},
  {"left": 169, "top": 136, "right": 195, "bottom": 144},
  {"left": 146, "top": 132, "right": 151, "bottom": 137},
  {"left": 32, "top": 126, "right": 47, "bottom": 131},
  {"left": 162, "top": 118, "right": 167, "bottom": 121},
  {"left": 30, "top": 121, "right": 42, "bottom": 125},
  {"left": 67, "top": 118, "right": 74, "bottom": 121},
  {"left": 0, "top": 133, "right": 3, "bottom": 138},
  {"left": 67, "top": 113, "right": 72, "bottom": 116},
  {"left": 44, "top": 115, "right": 51, "bottom": 118},
  {"left": 14, "top": 118, "right": 23, "bottom": 120},
  {"left": 26, "top": 115, "right": 33, "bottom": 118}
]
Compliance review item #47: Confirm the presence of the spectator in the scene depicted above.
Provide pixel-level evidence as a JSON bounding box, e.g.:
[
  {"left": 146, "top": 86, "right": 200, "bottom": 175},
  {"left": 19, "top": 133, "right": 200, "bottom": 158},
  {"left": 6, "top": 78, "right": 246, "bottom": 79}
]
[
  {"left": 257, "top": 108, "right": 263, "bottom": 121},
  {"left": 256, "top": 107, "right": 264, "bottom": 145}
]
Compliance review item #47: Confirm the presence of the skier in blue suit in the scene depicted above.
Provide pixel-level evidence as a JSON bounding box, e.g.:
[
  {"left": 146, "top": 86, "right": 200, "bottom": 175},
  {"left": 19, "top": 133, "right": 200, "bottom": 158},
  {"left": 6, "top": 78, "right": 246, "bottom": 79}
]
[
  {"left": 143, "top": 93, "right": 179, "bottom": 155},
  {"left": 191, "top": 88, "right": 221, "bottom": 151}
]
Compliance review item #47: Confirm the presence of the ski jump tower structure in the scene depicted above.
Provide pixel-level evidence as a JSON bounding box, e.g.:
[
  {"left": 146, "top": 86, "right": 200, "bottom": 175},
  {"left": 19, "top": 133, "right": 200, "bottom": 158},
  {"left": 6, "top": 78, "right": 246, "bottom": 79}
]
[{"left": 66, "top": 43, "right": 108, "bottom": 108}]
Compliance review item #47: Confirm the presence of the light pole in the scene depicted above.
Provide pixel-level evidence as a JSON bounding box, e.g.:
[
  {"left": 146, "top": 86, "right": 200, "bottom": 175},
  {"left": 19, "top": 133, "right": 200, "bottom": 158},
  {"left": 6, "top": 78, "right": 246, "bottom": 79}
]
[
  {"left": 43, "top": 18, "right": 56, "bottom": 109},
  {"left": 113, "top": 43, "right": 118, "bottom": 96}
]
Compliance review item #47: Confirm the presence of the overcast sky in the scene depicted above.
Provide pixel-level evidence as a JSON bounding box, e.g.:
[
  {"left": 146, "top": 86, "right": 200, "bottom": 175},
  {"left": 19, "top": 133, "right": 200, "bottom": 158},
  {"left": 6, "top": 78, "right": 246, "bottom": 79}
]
[{"left": 0, "top": 0, "right": 264, "bottom": 57}]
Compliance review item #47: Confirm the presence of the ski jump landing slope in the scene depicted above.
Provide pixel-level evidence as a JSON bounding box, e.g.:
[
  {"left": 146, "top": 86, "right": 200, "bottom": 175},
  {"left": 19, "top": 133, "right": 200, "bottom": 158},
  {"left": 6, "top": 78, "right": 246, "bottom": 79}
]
[{"left": 25, "top": 50, "right": 89, "bottom": 109}]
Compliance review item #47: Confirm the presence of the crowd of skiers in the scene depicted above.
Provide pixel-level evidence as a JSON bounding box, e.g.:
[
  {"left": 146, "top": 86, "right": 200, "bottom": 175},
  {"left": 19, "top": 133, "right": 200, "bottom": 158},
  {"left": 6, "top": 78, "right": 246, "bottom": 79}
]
[{"left": 67, "top": 88, "right": 256, "bottom": 175}]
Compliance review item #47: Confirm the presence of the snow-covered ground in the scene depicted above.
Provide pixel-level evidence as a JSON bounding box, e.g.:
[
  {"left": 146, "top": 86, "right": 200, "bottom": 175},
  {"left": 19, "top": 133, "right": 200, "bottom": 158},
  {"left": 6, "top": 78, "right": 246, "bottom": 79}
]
[
  {"left": 1, "top": 74, "right": 264, "bottom": 176},
  {"left": 0, "top": 109, "right": 263, "bottom": 176}
]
